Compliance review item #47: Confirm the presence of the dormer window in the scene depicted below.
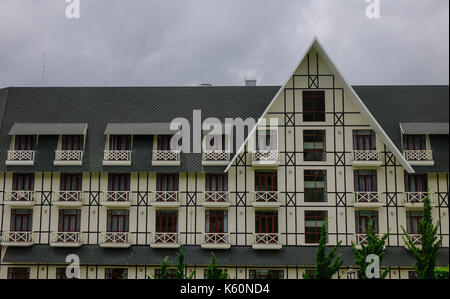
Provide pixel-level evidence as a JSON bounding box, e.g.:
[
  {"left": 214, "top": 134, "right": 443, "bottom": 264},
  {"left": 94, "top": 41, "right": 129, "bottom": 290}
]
[
  {"left": 5, "top": 135, "right": 36, "bottom": 165},
  {"left": 103, "top": 135, "right": 132, "bottom": 166},
  {"left": 54, "top": 135, "right": 85, "bottom": 166},
  {"left": 403, "top": 135, "right": 426, "bottom": 151},
  {"left": 14, "top": 135, "right": 36, "bottom": 151},
  {"left": 202, "top": 135, "right": 229, "bottom": 165},
  {"left": 152, "top": 135, "right": 181, "bottom": 166},
  {"left": 252, "top": 129, "right": 279, "bottom": 165},
  {"left": 402, "top": 134, "right": 433, "bottom": 164}
]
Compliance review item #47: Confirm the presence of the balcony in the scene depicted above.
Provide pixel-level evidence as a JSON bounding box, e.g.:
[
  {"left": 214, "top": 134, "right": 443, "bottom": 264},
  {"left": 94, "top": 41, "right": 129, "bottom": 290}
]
[
  {"left": 54, "top": 150, "right": 84, "bottom": 166},
  {"left": 202, "top": 150, "right": 230, "bottom": 166},
  {"left": 101, "top": 191, "right": 131, "bottom": 207},
  {"left": 354, "top": 233, "right": 382, "bottom": 249},
  {"left": 103, "top": 150, "right": 132, "bottom": 166},
  {"left": 203, "top": 191, "right": 230, "bottom": 208},
  {"left": 252, "top": 233, "right": 282, "bottom": 250},
  {"left": 201, "top": 233, "right": 231, "bottom": 249},
  {"left": 100, "top": 232, "right": 131, "bottom": 248},
  {"left": 404, "top": 192, "right": 431, "bottom": 209},
  {"left": 5, "top": 150, "right": 35, "bottom": 165},
  {"left": 53, "top": 191, "right": 83, "bottom": 207},
  {"left": 252, "top": 150, "right": 279, "bottom": 167},
  {"left": 405, "top": 234, "right": 422, "bottom": 249},
  {"left": 403, "top": 150, "right": 434, "bottom": 166},
  {"left": 352, "top": 150, "right": 382, "bottom": 167},
  {"left": 50, "top": 232, "right": 83, "bottom": 247},
  {"left": 4, "top": 191, "right": 35, "bottom": 207},
  {"left": 353, "top": 192, "right": 383, "bottom": 209},
  {"left": 152, "top": 150, "right": 181, "bottom": 166},
  {"left": 1, "top": 231, "right": 34, "bottom": 246},
  {"left": 150, "top": 232, "right": 180, "bottom": 248},
  {"left": 152, "top": 191, "right": 180, "bottom": 208},
  {"left": 252, "top": 191, "right": 281, "bottom": 209}
]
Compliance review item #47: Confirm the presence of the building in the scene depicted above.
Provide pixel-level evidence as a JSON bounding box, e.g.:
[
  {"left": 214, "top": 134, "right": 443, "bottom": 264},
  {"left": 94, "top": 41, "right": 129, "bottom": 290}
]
[{"left": 0, "top": 38, "right": 448, "bottom": 279}]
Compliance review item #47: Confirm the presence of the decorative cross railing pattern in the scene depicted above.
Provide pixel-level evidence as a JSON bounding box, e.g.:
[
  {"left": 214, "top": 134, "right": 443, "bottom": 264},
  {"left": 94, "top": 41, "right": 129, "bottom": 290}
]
[
  {"left": 8, "top": 191, "right": 35, "bottom": 202},
  {"left": 404, "top": 192, "right": 428, "bottom": 203},
  {"left": 409, "top": 234, "right": 421, "bottom": 245},
  {"left": 354, "top": 192, "right": 381, "bottom": 203},
  {"left": 3, "top": 231, "right": 33, "bottom": 243},
  {"left": 254, "top": 233, "right": 280, "bottom": 244},
  {"left": 102, "top": 232, "right": 129, "bottom": 243},
  {"left": 58, "top": 191, "right": 82, "bottom": 202},
  {"left": 55, "top": 150, "right": 84, "bottom": 161},
  {"left": 254, "top": 191, "right": 278, "bottom": 202},
  {"left": 7, "top": 150, "right": 35, "bottom": 161},
  {"left": 204, "top": 233, "right": 229, "bottom": 244},
  {"left": 52, "top": 232, "right": 81, "bottom": 243},
  {"left": 105, "top": 191, "right": 130, "bottom": 202},
  {"left": 352, "top": 150, "right": 380, "bottom": 161},
  {"left": 203, "top": 150, "right": 229, "bottom": 161},
  {"left": 253, "top": 150, "right": 278, "bottom": 162},
  {"left": 103, "top": 150, "right": 132, "bottom": 161},
  {"left": 153, "top": 233, "right": 178, "bottom": 244},
  {"left": 204, "top": 191, "right": 228, "bottom": 202},
  {"left": 154, "top": 191, "right": 178, "bottom": 202},
  {"left": 355, "top": 233, "right": 379, "bottom": 245},
  {"left": 403, "top": 150, "right": 433, "bottom": 161},
  {"left": 152, "top": 150, "right": 180, "bottom": 161}
]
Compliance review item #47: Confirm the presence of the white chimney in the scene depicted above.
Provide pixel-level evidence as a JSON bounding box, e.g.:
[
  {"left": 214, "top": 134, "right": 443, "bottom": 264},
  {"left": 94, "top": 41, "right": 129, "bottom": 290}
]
[{"left": 245, "top": 77, "right": 257, "bottom": 86}]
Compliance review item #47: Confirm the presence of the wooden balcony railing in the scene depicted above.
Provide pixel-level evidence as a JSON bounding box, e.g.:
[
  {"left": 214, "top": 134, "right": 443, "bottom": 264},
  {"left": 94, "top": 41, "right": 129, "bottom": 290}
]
[
  {"left": 252, "top": 150, "right": 279, "bottom": 163},
  {"left": 355, "top": 233, "right": 379, "bottom": 245},
  {"left": 204, "top": 233, "right": 229, "bottom": 244},
  {"left": 103, "top": 150, "right": 132, "bottom": 162},
  {"left": 202, "top": 150, "right": 229, "bottom": 162},
  {"left": 101, "top": 232, "right": 130, "bottom": 244},
  {"left": 55, "top": 150, "right": 84, "bottom": 161},
  {"left": 254, "top": 233, "right": 280, "bottom": 244},
  {"left": 51, "top": 232, "right": 82, "bottom": 243},
  {"left": 352, "top": 150, "right": 381, "bottom": 162},
  {"left": 154, "top": 191, "right": 178, "bottom": 202},
  {"left": 104, "top": 191, "right": 130, "bottom": 202},
  {"left": 404, "top": 192, "right": 428, "bottom": 204},
  {"left": 2, "top": 231, "right": 33, "bottom": 243},
  {"left": 354, "top": 192, "right": 381, "bottom": 203},
  {"left": 7, "top": 191, "right": 35, "bottom": 203},
  {"left": 204, "top": 191, "right": 229, "bottom": 203},
  {"left": 58, "top": 191, "right": 83, "bottom": 202},
  {"left": 152, "top": 150, "right": 180, "bottom": 161},
  {"left": 254, "top": 191, "right": 279, "bottom": 203},
  {"left": 403, "top": 150, "right": 433, "bottom": 161},
  {"left": 153, "top": 232, "right": 179, "bottom": 244},
  {"left": 7, "top": 150, "right": 35, "bottom": 162}
]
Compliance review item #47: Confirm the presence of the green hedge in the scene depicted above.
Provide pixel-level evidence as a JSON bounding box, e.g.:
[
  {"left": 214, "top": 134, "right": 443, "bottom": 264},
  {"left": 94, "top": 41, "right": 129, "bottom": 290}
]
[{"left": 434, "top": 267, "right": 449, "bottom": 279}]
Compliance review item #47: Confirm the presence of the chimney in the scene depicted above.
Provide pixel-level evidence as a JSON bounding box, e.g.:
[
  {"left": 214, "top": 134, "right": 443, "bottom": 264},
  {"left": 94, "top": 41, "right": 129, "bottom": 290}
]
[
  {"left": 245, "top": 77, "right": 257, "bottom": 86},
  {"left": 199, "top": 83, "right": 212, "bottom": 87}
]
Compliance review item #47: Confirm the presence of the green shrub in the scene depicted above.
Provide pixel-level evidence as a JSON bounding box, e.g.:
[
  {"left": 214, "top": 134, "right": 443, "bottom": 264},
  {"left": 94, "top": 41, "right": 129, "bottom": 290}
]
[{"left": 434, "top": 267, "right": 449, "bottom": 280}]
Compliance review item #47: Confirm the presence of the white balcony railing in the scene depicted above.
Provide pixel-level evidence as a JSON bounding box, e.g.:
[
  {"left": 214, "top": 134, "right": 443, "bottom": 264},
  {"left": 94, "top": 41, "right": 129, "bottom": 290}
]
[
  {"left": 403, "top": 150, "right": 433, "bottom": 161},
  {"left": 7, "top": 150, "right": 35, "bottom": 162},
  {"left": 252, "top": 150, "right": 279, "bottom": 163},
  {"left": 404, "top": 192, "right": 428, "bottom": 204},
  {"left": 103, "top": 150, "right": 132, "bottom": 162},
  {"left": 254, "top": 191, "right": 279, "bottom": 203},
  {"left": 101, "top": 232, "right": 130, "bottom": 244},
  {"left": 2, "top": 231, "right": 33, "bottom": 243},
  {"left": 153, "top": 233, "right": 179, "bottom": 244},
  {"left": 152, "top": 150, "right": 180, "bottom": 162},
  {"left": 204, "top": 233, "right": 229, "bottom": 244},
  {"left": 154, "top": 191, "right": 178, "bottom": 202},
  {"left": 204, "top": 191, "right": 229, "bottom": 203},
  {"left": 254, "top": 233, "right": 280, "bottom": 245},
  {"left": 104, "top": 191, "right": 130, "bottom": 203},
  {"left": 354, "top": 192, "right": 381, "bottom": 203},
  {"left": 8, "top": 191, "right": 35, "bottom": 203},
  {"left": 55, "top": 150, "right": 84, "bottom": 162},
  {"left": 409, "top": 234, "right": 422, "bottom": 245},
  {"left": 51, "top": 232, "right": 82, "bottom": 243},
  {"left": 203, "top": 150, "right": 229, "bottom": 162},
  {"left": 355, "top": 233, "right": 379, "bottom": 245},
  {"left": 57, "top": 191, "right": 83, "bottom": 203},
  {"left": 352, "top": 150, "right": 381, "bottom": 162}
]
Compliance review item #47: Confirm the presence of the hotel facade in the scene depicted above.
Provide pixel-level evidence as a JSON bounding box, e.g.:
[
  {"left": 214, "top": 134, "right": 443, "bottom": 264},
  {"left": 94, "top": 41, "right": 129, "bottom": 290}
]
[{"left": 0, "top": 39, "right": 448, "bottom": 279}]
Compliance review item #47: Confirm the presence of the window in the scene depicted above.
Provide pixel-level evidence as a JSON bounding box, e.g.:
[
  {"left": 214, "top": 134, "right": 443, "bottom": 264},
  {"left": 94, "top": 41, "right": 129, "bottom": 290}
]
[
  {"left": 255, "top": 171, "right": 277, "bottom": 192},
  {"left": 106, "top": 210, "right": 129, "bottom": 233},
  {"left": 354, "top": 170, "right": 377, "bottom": 192},
  {"left": 256, "top": 130, "right": 277, "bottom": 150},
  {"left": 109, "top": 135, "right": 131, "bottom": 151},
  {"left": 205, "top": 210, "right": 228, "bottom": 234},
  {"left": 355, "top": 211, "right": 379, "bottom": 234},
  {"left": 249, "top": 269, "right": 284, "bottom": 279},
  {"left": 303, "top": 91, "right": 325, "bottom": 122},
  {"left": 304, "top": 130, "right": 326, "bottom": 161},
  {"left": 205, "top": 135, "right": 227, "bottom": 151},
  {"left": 406, "top": 211, "right": 422, "bottom": 234},
  {"left": 353, "top": 130, "right": 376, "bottom": 150},
  {"left": 305, "top": 211, "right": 327, "bottom": 244},
  {"left": 403, "top": 135, "right": 426, "bottom": 151},
  {"left": 154, "top": 269, "right": 177, "bottom": 279},
  {"left": 105, "top": 268, "right": 128, "bottom": 279},
  {"left": 155, "top": 211, "right": 178, "bottom": 233},
  {"left": 7, "top": 267, "right": 30, "bottom": 279},
  {"left": 56, "top": 268, "right": 70, "bottom": 279},
  {"left": 404, "top": 173, "right": 428, "bottom": 193},
  {"left": 255, "top": 211, "right": 278, "bottom": 234},
  {"left": 157, "top": 174, "right": 179, "bottom": 192},
  {"left": 58, "top": 209, "right": 81, "bottom": 233},
  {"left": 304, "top": 170, "right": 327, "bottom": 202},
  {"left": 60, "top": 173, "right": 82, "bottom": 191},
  {"left": 61, "top": 135, "right": 83, "bottom": 151},
  {"left": 14, "top": 135, "right": 35, "bottom": 150},
  {"left": 205, "top": 174, "right": 227, "bottom": 192},
  {"left": 10, "top": 209, "right": 33, "bottom": 232},
  {"left": 157, "top": 135, "right": 179, "bottom": 150},
  {"left": 12, "top": 173, "right": 34, "bottom": 191}
]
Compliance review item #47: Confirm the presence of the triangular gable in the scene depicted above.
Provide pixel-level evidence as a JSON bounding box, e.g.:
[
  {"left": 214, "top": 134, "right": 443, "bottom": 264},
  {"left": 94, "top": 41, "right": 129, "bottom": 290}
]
[{"left": 225, "top": 37, "right": 414, "bottom": 173}]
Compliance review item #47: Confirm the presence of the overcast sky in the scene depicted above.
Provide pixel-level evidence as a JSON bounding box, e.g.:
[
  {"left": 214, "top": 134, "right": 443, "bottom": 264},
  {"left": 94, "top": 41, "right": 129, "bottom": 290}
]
[{"left": 0, "top": 0, "right": 448, "bottom": 87}]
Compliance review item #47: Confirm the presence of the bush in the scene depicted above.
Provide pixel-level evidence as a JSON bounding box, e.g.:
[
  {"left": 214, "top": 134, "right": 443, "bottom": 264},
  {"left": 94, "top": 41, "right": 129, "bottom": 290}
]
[{"left": 434, "top": 267, "right": 449, "bottom": 280}]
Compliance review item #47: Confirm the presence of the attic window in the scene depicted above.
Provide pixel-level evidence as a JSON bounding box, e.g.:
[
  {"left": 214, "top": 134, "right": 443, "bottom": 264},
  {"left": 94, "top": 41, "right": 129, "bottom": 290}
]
[{"left": 303, "top": 91, "right": 325, "bottom": 122}]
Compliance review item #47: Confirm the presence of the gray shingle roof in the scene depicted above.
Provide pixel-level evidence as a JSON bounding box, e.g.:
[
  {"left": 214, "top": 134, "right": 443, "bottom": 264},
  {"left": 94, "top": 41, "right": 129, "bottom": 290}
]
[
  {"left": 104, "top": 123, "right": 175, "bottom": 135},
  {"left": 353, "top": 85, "right": 449, "bottom": 173},
  {"left": 400, "top": 122, "right": 449, "bottom": 135},
  {"left": 9, "top": 123, "right": 88, "bottom": 135},
  {"left": 2, "top": 245, "right": 449, "bottom": 267}
]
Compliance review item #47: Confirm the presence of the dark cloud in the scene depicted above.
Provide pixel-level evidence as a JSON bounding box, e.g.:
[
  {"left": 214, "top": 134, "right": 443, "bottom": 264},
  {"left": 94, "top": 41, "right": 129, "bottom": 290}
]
[{"left": 0, "top": 0, "right": 448, "bottom": 87}]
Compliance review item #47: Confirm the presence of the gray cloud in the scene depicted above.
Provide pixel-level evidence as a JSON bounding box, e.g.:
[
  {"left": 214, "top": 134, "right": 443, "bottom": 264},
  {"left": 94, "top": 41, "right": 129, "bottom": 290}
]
[{"left": 0, "top": 0, "right": 448, "bottom": 87}]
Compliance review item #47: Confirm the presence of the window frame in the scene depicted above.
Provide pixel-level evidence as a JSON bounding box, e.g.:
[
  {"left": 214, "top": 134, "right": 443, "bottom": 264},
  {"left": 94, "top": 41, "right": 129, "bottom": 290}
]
[
  {"left": 304, "top": 211, "right": 327, "bottom": 244},
  {"left": 302, "top": 91, "right": 326, "bottom": 122},
  {"left": 303, "top": 130, "right": 326, "bottom": 161},
  {"left": 304, "top": 170, "right": 327, "bottom": 202}
]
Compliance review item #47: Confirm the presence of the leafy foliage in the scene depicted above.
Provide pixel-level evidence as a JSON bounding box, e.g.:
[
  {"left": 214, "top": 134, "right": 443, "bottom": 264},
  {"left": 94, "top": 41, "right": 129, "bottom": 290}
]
[
  {"left": 303, "top": 219, "right": 343, "bottom": 279},
  {"left": 151, "top": 256, "right": 170, "bottom": 279},
  {"left": 175, "top": 245, "right": 195, "bottom": 279},
  {"left": 206, "top": 253, "right": 229, "bottom": 279},
  {"left": 434, "top": 266, "right": 449, "bottom": 280},
  {"left": 402, "top": 192, "right": 442, "bottom": 279}
]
